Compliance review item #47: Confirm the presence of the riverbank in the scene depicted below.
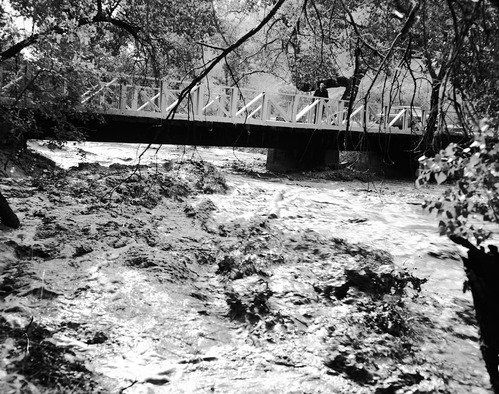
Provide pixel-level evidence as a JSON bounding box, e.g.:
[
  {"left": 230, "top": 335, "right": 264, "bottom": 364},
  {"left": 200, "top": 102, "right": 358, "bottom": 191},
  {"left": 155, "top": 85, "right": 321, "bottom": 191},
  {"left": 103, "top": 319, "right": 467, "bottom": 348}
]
[{"left": 0, "top": 143, "right": 491, "bottom": 393}]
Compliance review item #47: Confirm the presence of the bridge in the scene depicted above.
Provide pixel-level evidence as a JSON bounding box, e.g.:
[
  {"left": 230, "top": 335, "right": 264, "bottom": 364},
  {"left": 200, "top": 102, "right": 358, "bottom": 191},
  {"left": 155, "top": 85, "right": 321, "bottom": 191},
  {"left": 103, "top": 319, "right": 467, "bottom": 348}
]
[{"left": 1, "top": 72, "right": 466, "bottom": 174}]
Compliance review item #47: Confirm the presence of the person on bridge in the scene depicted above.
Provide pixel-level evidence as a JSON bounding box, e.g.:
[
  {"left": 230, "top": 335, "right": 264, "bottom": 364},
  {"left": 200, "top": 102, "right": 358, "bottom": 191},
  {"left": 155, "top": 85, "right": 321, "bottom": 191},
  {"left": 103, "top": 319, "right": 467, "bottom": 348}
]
[
  {"left": 313, "top": 82, "right": 329, "bottom": 100},
  {"left": 313, "top": 82, "right": 329, "bottom": 123},
  {"left": 314, "top": 82, "right": 329, "bottom": 123}
]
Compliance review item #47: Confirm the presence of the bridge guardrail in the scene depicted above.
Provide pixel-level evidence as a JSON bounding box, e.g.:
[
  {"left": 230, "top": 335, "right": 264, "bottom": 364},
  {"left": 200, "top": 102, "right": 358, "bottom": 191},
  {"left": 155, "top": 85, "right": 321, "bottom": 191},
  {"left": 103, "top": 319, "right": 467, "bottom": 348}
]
[{"left": 0, "top": 68, "right": 466, "bottom": 135}]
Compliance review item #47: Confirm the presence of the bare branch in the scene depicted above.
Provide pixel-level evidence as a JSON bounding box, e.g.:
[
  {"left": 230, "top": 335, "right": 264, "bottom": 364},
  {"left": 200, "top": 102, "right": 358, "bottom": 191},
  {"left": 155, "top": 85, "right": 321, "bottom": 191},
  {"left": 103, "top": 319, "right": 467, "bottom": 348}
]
[
  {"left": 0, "top": 34, "right": 41, "bottom": 62},
  {"left": 138, "top": 0, "right": 287, "bottom": 159},
  {"left": 166, "top": 0, "right": 287, "bottom": 119},
  {"left": 339, "top": 0, "right": 384, "bottom": 60},
  {"left": 363, "top": 0, "right": 421, "bottom": 100},
  {"left": 86, "top": 14, "right": 141, "bottom": 39},
  {"left": 196, "top": 42, "right": 225, "bottom": 51}
]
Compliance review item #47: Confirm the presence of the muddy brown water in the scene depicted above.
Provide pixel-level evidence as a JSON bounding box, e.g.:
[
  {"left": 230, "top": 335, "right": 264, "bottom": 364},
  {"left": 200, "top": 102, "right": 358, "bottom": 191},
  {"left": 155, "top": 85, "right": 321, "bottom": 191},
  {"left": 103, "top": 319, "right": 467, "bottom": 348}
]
[{"left": 0, "top": 141, "right": 492, "bottom": 393}]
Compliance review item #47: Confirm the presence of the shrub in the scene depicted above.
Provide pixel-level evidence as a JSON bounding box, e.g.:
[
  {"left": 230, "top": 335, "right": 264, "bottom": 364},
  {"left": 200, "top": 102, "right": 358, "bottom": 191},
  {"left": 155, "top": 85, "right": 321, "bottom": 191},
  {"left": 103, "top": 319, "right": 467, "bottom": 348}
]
[{"left": 417, "top": 117, "right": 499, "bottom": 246}]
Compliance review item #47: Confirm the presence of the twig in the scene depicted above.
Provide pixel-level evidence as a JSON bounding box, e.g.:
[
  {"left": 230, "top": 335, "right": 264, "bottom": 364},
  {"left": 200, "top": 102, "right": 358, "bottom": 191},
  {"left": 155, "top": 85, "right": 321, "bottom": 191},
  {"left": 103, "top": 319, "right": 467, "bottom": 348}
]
[
  {"left": 119, "top": 380, "right": 138, "bottom": 393},
  {"left": 22, "top": 316, "right": 34, "bottom": 368}
]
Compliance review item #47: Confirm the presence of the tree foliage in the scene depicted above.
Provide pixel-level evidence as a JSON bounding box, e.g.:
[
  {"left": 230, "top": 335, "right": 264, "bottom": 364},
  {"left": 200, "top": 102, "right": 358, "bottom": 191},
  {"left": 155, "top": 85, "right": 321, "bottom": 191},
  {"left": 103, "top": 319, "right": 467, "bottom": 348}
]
[
  {"left": 417, "top": 115, "right": 499, "bottom": 393},
  {"left": 2, "top": 0, "right": 220, "bottom": 76},
  {"left": 0, "top": 0, "right": 225, "bottom": 150},
  {"left": 253, "top": 0, "right": 499, "bottom": 152},
  {"left": 0, "top": 0, "right": 295, "bottom": 150},
  {"left": 417, "top": 118, "right": 499, "bottom": 246}
]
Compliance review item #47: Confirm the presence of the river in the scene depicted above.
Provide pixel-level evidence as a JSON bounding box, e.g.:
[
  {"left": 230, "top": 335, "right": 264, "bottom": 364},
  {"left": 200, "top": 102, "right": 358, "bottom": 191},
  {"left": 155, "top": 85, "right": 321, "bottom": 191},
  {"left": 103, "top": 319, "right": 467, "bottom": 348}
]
[{"left": 23, "top": 140, "right": 490, "bottom": 393}]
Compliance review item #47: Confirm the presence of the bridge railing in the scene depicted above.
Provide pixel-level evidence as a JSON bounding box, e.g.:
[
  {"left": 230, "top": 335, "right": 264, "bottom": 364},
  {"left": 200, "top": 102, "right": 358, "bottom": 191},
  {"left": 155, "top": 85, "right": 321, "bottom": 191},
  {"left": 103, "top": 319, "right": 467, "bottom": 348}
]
[
  {"left": 0, "top": 68, "right": 35, "bottom": 106},
  {"left": 364, "top": 105, "right": 426, "bottom": 133},
  {"left": 0, "top": 67, "right": 466, "bottom": 135},
  {"left": 185, "top": 85, "right": 378, "bottom": 130},
  {"left": 79, "top": 79, "right": 442, "bottom": 133}
]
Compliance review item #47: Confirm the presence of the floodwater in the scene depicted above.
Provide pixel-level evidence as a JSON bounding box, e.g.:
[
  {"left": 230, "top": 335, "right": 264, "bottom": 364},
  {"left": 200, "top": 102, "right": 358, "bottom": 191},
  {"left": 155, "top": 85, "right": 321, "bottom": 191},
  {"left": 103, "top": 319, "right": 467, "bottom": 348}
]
[
  {"left": 28, "top": 140, "right": 466, "bottom": 293},
  {"left": 22, "top": 140, "right": 490, "bottom": 393}
]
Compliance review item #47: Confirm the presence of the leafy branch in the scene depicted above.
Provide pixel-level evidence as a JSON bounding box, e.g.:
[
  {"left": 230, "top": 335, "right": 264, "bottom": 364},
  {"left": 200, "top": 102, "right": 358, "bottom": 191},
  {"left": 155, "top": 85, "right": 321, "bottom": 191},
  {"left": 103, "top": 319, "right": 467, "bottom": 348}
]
[
  {"left": 0, "top": 0, "right": 141, "bottom": 63},
  {"left": 417, "top": 118, "right": 499, "bottom": 246}
]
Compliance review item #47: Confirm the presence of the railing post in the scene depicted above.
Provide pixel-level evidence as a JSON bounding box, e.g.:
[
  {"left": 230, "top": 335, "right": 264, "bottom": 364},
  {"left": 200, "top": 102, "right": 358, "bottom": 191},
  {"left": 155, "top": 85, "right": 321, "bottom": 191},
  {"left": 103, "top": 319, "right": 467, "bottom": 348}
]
[
  {"left": 260, "top": 93, "right": 268, "bottom": 121},
  {"left": 119, "top": 83, "right": 127, "bottom": 111},
  {"left": 307, "top": 99, "right": 313, "bottom": 124},
  {"left": 160, "top": 80, "right": 168, "bottom": 116},
  {"left": 217, "top": 94, "right": 224, "bottom": 118},
  {"left": 291, "top": 96, "right": 298, "bottom": 125},
  {"left": 99, "top": 82, "right": 105, "bottom": 107},
  {"left": 315, "top": 99, "right": 323, "bottom": 125},
  {"left": 194, "top": 84, "right": 203, "bottom": 118},
  {"left": 421, "top": 109, "right": 427, "bottom": 130},
  {"left": 363, "top": 103, "right": 368, "bottom": 129},
  {"left": 131, "top": 85, "right": 138, "bottom": 111},
  {"left": 338, "top": 101, "right": 345, "bottom": 129},
  {"left": 229, "top": 87, "right": 238, "bottom": 119}
]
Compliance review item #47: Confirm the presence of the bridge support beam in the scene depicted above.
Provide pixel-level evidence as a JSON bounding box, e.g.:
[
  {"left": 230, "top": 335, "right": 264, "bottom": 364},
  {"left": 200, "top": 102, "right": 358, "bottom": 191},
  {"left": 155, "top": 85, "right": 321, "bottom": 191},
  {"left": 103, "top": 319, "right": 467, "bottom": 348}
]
[
  {"left": 266, "top": 148, "right": 339, "bottom": 172},
  {"left": 353, "top": 151, "right": 417, "bottom": 178}
]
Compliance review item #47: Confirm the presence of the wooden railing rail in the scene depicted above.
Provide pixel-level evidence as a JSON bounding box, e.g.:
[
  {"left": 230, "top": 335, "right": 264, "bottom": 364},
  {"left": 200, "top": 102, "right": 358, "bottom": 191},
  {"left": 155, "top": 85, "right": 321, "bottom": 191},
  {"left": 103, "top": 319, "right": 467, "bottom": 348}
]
[{"left": 0, "top": 69, "right": 466, "bottom": 136}]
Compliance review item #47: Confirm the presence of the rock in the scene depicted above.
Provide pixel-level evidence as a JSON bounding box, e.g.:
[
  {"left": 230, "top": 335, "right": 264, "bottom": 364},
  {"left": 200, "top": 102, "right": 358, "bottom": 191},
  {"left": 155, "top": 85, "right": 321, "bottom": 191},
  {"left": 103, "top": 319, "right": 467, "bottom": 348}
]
[
  {"left": 13, "top": 242, "right": 54, "bottom": 259},
  {"left": 113, "top": 237, "right": 129, "bottom": 249},
  {"left": 73, "top": 244, "right": 93, "bottom": 257},
  {"left": 86, "top": 331, "right": 108, "bottom": 345},
  {"left": 324, "top": 352, "right": 374, "bottom": 384}
]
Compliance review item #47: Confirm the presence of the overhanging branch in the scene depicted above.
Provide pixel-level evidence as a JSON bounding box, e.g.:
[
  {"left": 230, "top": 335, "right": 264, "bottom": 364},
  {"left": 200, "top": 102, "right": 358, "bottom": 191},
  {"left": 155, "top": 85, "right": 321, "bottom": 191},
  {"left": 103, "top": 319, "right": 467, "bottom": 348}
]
[
  {"left": 165, "top": 0, "right": 287, "bottom": 120},
  {"left": 1, "top": 11, "right": 141, "bottom": 63},
  {"left": 137, "top": 0, "right": 287, "bottom": 160}
]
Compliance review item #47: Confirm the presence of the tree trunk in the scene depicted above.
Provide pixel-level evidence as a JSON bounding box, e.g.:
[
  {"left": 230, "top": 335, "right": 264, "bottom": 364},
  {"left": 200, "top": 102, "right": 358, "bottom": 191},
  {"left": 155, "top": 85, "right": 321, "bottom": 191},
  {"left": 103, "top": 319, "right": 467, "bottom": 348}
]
[
  {"left": 420, "top": 80, "right": 441, "bottom": 156},
  {"left": 0, "top": 189, "right": 20, "bottom": 229},
  {"left": 453, "top": 237, "right": 499, "bottom": 393},
  {"left": 340, "top": 47, "right": 364, "bottom": 104},
  {"left": 342, "top": 71, "right": 363, "bottom": 103}
]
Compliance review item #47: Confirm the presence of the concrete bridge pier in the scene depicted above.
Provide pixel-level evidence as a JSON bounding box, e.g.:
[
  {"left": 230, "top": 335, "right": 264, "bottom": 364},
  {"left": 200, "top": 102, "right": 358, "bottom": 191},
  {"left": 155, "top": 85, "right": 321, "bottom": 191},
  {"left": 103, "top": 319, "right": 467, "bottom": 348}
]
[
  {"left": 353, "top": 151, "right": 418, "bottom": 178},
  {"left": 266, "top": 148, "right": 339, "bottom": 172}
]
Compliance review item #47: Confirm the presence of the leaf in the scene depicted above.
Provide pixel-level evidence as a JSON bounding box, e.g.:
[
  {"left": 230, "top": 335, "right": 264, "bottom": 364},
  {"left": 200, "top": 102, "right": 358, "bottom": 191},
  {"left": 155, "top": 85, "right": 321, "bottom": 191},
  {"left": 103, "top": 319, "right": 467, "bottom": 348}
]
[
  {"left": 444, "top": 144, "right": 456, "bottom": 156},
  {"left": 435, "top": 172, "right": 447, "bottom": 185}
]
